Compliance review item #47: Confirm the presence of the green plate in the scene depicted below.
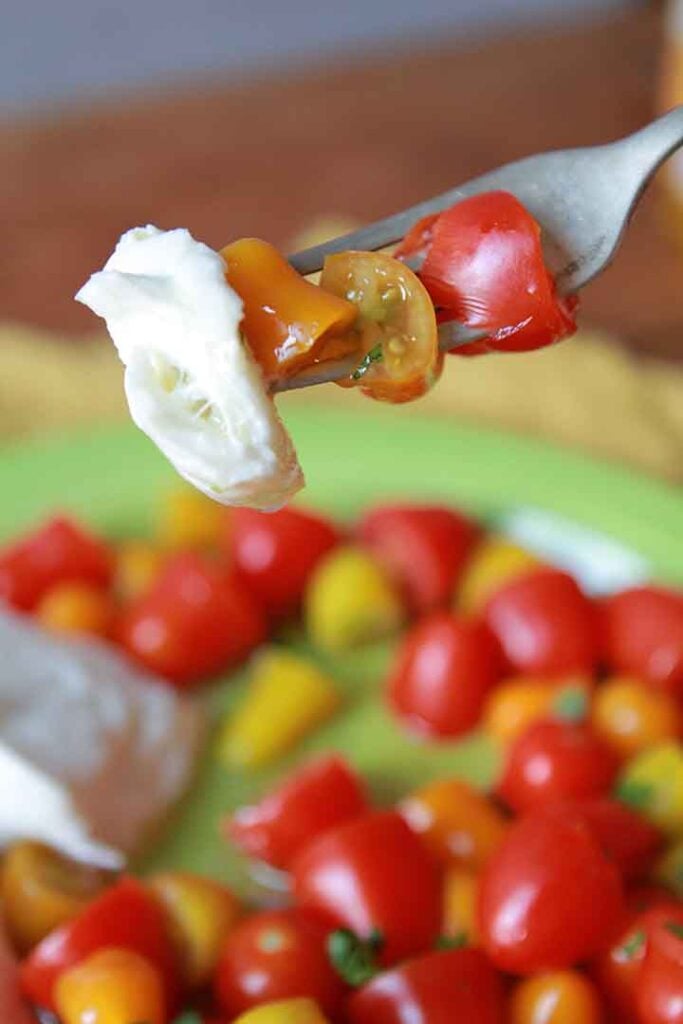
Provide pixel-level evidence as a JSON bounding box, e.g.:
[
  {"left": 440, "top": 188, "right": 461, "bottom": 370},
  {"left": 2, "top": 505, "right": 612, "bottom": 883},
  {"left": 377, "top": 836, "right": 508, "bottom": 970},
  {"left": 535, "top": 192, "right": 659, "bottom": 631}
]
[{"left": 1, "top": 406, "right": 682, "bottom": 892}]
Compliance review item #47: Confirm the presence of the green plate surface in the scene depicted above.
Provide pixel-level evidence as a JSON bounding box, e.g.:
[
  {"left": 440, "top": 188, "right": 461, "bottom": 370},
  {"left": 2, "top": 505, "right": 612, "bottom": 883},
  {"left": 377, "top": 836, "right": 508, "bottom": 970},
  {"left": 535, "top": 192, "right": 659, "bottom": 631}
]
[{"left": 1, "top": 406, "right": 682, "bottom": 892}]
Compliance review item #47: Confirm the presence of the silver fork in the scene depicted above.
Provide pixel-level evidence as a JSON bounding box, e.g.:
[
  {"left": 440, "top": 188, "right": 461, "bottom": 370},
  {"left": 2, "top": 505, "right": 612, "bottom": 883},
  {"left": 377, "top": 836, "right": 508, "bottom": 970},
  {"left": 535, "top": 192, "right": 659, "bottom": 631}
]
[{"left": 276, "top": 106, "right": 683, "bottom": 392}]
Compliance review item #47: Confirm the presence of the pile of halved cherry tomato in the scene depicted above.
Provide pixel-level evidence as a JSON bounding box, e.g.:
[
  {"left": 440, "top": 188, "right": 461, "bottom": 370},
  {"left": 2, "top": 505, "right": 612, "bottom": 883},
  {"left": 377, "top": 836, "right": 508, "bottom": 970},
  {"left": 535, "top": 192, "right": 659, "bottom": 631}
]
[
  {"left": 1, "top": 490, "right": 682, "bottom": 1023},
  {"left": 221, "top": 190, "right": 577, "bottom": 402}
]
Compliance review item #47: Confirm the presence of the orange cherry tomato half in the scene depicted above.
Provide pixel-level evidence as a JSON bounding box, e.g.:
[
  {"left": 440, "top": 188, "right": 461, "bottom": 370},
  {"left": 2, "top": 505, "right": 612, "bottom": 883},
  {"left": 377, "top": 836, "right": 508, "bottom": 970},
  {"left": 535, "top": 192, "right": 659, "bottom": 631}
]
[
  {"left": 221, "top": 238, "right": 358, "bottom": 381},
  {"left": 319, "top": 251, "right": 442, "bottom": 403},
  {"left": 509, "top": 970, "right": 603, "bottom": 1024},
  {"left": 1, "top": 842, "right": 110, "bottom": 954},
  {"left": 55, "top": 947, "right": 165, "bottom": 1024}
]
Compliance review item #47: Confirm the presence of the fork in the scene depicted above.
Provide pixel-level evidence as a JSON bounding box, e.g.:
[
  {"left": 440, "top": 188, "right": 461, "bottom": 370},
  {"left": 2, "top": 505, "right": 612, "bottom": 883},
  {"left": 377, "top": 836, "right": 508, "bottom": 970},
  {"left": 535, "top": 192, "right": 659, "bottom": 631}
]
[{"left": 276, "top": 106, "right": 683, "bottom": 392}]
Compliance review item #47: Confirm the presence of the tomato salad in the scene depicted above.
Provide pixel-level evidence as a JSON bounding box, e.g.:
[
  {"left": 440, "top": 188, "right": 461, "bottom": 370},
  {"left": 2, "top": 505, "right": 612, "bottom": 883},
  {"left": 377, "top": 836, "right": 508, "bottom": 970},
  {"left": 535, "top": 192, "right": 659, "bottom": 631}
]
[{"left": 1, "top": 490, "right": 682, "bottom": 1024}]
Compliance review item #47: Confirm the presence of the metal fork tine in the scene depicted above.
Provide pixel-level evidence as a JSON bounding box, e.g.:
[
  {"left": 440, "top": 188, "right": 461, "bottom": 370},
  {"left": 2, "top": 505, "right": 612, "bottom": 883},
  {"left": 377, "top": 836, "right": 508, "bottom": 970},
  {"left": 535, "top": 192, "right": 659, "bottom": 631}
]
[{"left": 287, "top": 193, "right": 461, "bottom": 275}]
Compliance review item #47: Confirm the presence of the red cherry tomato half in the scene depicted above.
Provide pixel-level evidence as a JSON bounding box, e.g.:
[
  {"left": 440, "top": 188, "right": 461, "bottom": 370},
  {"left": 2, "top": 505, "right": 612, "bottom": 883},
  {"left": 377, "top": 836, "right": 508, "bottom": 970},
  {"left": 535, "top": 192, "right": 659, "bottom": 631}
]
[
  {"left": 397, "top": 191, "right": 577, "bottom": 354},
  {"left": 292, "top": 810, "right": 442, "bottom": 965},
  {"left": 497, "top": 720, "right": 619, "bottom": 814},
  {"left": 19, "top": 877, "right": 180, "bottom": 1013},
  {"left": 599, "top": 586, "right": 683, "bottom": 698},
  {"left": 592, "top": 901, "right": 683, "bottom": 1024},
  {"left": 227, "top": 754, "right": 369, "bottom": 871},
  {"left": 0, "top": 516, "right": 113, "bottom": 612},
  {"left": 117, "top": 552, "right": 266, "bottom": 687},
  {"left": 387, "top": 612, "right": 502, "bottom": 739},
  {"left": 213, "top": 908, "right": 346, "bottom": 1018},
  {"left": 484, "top": 568, "right": 597, "bottom": 676},
  {"left": 636, "top": 913, "right": 683, "bottom": 1024},
  {"left": 228, "top": 506, "right": 339, "bottom": 620},
  {"left": 563, "top": 798, "right": 663, "bottom": 882},
  {"left": 478, "top": 806, "right": 624, "bottom": 974},
  {"left": 347, "top": 947, "right": 505, "bottom": 1024},
  {"left": 357, "top": 504, "right": 479, "bottom": 614}
]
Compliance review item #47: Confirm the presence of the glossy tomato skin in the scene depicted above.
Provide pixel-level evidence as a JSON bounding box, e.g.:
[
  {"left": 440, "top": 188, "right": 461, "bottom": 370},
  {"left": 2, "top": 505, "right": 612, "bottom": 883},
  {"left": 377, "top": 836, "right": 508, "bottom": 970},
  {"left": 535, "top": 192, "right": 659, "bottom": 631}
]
[
  {"left": 387, "top": 612, "right": 502, "bottom": 738},
  {"left": 592, "top": 901, "right": 683, "bottom": 1024},
  {"left": 0, "top": 516, "right": 113, "bottom": 612},
  {"left": 404, "top": 191, "right": 576, "bottom": 354},
  {"left": 292, "top": 810, "right": 442, "bottom": 965},
  {"left": 347, "top": 948, "right": 505, "bottom": 1024},
  {"left": 562, "top": 798, "right": 663, "bottom": 882},
  {"left": 228, "top": 507, "right": 339, "bottom": 620},
  {"left": 358, "top": 504, "right": 479, "bottom": 614},
  {"left": 599, "top": 586, "right": 683, "bottom": 697},
  {"left": 484, "top": 568, "right": 597, "bottom": 676},
  {"left": 497, "top": 720, "right": 619, "bottom": 814},
  {"left": 19, "top": 877, "right": 180, "bottom": 1013},
  {"left": 227, "top": 754, "right": 369, "bottom": 871},
  {"left": 478, "top": 806, "right": 624, "bottom": 974},
  {"left": 636, "top": 914, "right": 683, "bottom": 1024},
  {"left": 213, "top": 908, "right": 346, "bottom": 1018},
  {"left": 117, "top": 552, "right": 266, "bottom": 686}
]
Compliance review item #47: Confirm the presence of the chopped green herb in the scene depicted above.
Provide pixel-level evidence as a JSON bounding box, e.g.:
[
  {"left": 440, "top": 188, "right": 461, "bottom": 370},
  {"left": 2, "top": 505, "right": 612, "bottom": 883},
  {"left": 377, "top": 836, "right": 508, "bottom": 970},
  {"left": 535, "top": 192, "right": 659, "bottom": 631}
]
[
  {"left": 665, "top": 921, "right": 683, "bottom": 940},
  {"left": 351, "top": 344, "right": 383, "bottom": 381},
  {"left": 552, "top": 685, "right": 588, "bottom": 723},
  {"left": 327, "top": 927, "right": 384, "bottom": 986},
  {"left": 435, "top": 932, "right": 468, "bottom": 950},
  {"left": 170, "top": 1013, "right": 203, "bottom": 1024},
  {"left": 617, "top": 928, "right": 646, "bottom": 961},
  {"left": 616, "top": 779, "right": 654, "bottom": 810}
]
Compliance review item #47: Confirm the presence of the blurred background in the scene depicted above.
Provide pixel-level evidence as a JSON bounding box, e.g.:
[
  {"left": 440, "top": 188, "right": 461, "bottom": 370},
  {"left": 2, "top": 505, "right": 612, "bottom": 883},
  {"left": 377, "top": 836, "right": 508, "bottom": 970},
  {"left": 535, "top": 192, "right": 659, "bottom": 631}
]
[{"left": 1, "top": 0, "right": 682, "bottom": 476}]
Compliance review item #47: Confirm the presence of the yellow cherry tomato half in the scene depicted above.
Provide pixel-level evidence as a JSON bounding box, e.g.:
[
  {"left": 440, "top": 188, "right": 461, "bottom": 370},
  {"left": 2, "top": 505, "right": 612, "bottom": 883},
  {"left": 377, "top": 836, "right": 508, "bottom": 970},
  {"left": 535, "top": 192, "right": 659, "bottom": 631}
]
[
  {"left": 320, "top": 251, "right": 441, "bottom": 403},
  {"left": 222, "top": 238, "right": 358, "bottom": 380},
  {"left": 114, "top": 540, "right": 166, "bottom": 601},
  {"left": 36, "top": 582, "right": 115, "bottom": 639},
  {"left": 232, "top": 998, "right": 331, "bottom": 1024},
  {"left": 456, "top": 536, "right": 540, "bottom": 614},
  {"left": 157, "top": 487, "right": 227, "bottom": 552},
  {"left": 592, "top": 675, "right": 681, "bottom": 759},
  {"left": 443, "top": 867, "right": 480, "bottom": 946},
  {"left": 1, "top": 841, "right": 111, "bottom": 954},
  {"left": 509, "top": 970, "right": 603, "bottom": 1024},
  {"left": 55, "top": 947, "right": 165, "bottom": 1024},
  {"left": 149, "top": 871, "right": 241, "bottom": 988},
  {"left": 400, "top": 777, "right": 508, "bottom": 871}
]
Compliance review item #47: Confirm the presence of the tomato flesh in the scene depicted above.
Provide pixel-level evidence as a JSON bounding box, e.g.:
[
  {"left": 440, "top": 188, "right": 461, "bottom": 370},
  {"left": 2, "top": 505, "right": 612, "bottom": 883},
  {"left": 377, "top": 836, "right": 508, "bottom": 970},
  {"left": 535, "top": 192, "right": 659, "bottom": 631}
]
[
  {"left": 19, "top": 878, "right": 180, "bottom": 1013},
  {"left": 320, "top": 251, "right": 441, "bottom": 403},
  {"left": 292, "top": 810, "right": 442, "bottom": 965},
  {"left": 397, "top": 191, "right": 577, "bottom": 355},
  {"left": 222, "top": 238, "right": 358, "bottom": 380},
  {"left": 387, "top": 612, "right": 502, "bottom": 738},
  {"left": 117, "top": 552, "right": 266, "bottom": 686},
  {"left": 478, "top": 806, "right": 625, "bottom": 974},
  {"left": 227, "top": 754, "right": 369, "bottom": 871},
  {"left": 213, "top": 908, "right": 346, "bottom": 1018},
  {"left": 484, "top": 568, "right": 598, "bottom": 676},
  {"left": 497, "top": 720, "right": 619, "bottom": 813},
  {"left": 347, "top": 948, "right": 505, "bottom": 1024},
  {"left": 599, "top": 586, "right": 683, "bottom": 698},
  {"left": 358, "top": 503, "right": 479, "bottom": 613},
  {"left": 0, "top": 516, "right": 113, "bottom": 612},
  {"left": 227, "top": 505, "right": 339, "bottom": 620}
]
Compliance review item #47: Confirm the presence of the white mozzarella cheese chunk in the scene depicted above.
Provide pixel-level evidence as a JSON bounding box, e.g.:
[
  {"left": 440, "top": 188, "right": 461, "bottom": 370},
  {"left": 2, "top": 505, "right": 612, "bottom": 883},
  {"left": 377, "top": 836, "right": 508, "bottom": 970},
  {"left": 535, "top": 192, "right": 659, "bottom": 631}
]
[{"left": 76, "top": 225, "right": 304, "bottom": 510}]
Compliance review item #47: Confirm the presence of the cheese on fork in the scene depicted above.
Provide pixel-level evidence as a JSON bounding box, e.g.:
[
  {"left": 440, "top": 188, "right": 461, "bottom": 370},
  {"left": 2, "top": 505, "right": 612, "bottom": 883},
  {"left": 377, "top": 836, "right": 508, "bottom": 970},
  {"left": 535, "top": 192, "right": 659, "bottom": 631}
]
[
  {"left": 0, "top": 609, "right": 204, "bottom": 867},
  {"left": 76, "top": 226, "right": 303, "bottom": 511}
]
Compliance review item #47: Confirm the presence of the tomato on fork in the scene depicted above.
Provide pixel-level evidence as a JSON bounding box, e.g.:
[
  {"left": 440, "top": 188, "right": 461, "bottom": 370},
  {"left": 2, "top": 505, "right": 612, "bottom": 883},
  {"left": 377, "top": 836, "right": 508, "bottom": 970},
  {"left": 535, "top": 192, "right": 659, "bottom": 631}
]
[
  {"left": 319, "top": 251, "right": 442, "bottom": 402},
  {"left": 395, "top": 191, "right": 577, "bottom": 355}
]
